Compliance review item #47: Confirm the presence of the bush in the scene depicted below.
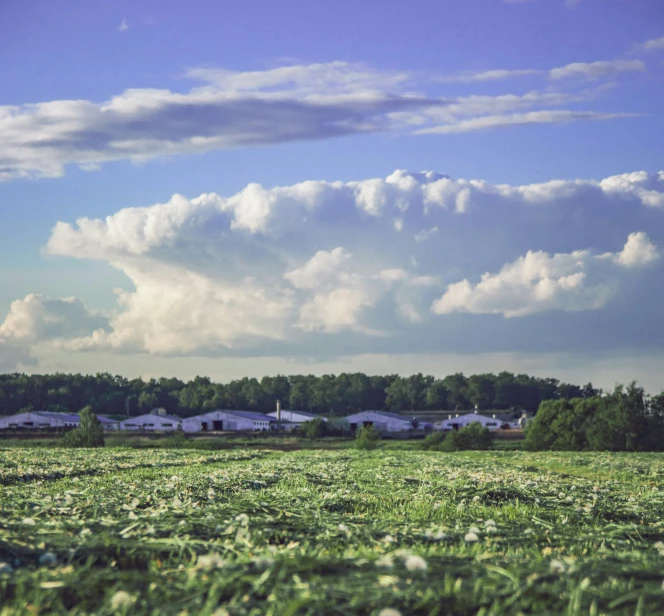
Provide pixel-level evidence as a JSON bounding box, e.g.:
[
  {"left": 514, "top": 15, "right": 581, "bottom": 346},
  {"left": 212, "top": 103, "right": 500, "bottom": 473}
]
[
  {"left": 60, "top": 406, "right": 105, "bottom": 448},
  {"left": 354, "top": 425, "right": 381, "bottom": 450},
  {"left": 300, "top": 417, "right": 350, "bottom": 438},
  {"left": 300, "top": 417, "right": 327, "bottom": 438},
  {"left": 420, "top": 430, "right": 446, "bottom": 450},
  {"left": 422, "top": 422, "right": 494, "bottom": 451}
]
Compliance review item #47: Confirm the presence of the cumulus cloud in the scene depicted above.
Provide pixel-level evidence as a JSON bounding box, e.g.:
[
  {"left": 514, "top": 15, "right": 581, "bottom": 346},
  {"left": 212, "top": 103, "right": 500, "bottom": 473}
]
[
  {"left": 0, "top": 60, "right": 642, "bottom": 181},
  {"left": 6, "top": 167, "right": 654, "bottom": 357},
  {"left": 0, "top": 294, "right": 107, "bottom": 370},
  {"left": 0, "top": 294, "right": 107, "bottom": 342},
  {"left": 432, "top": 232, "right": 659, "bottom": 318},
  {"left": 550, "top": 59, "right": 645, "bottom": 80}
]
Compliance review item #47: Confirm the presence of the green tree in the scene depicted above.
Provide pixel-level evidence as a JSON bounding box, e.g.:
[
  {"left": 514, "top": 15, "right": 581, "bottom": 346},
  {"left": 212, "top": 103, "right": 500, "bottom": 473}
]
[
  {"left": 442, "top": 373, "right": 469, "bottom": 410},
  {"left": 60, "top": 406, "right": 105, "bottom": 448}
]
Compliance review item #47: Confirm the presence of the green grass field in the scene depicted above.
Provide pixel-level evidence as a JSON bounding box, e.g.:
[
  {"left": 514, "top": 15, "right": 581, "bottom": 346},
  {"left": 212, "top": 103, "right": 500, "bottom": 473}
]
[{"left": 1, "top": 447, "right": 663, "bottom": 615}]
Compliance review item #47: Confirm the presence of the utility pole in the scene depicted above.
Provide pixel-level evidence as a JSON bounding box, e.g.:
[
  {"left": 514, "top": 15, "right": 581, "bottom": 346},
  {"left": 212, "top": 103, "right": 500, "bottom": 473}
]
[{"left": 276, "top": 399, "right": 281, "bottom": 432}]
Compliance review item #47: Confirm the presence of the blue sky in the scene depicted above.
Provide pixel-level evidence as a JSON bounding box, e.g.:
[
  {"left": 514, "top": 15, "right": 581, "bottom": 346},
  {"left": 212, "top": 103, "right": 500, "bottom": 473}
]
[{"left": 1, "top": 0, "right": 663, "bottom": 389}]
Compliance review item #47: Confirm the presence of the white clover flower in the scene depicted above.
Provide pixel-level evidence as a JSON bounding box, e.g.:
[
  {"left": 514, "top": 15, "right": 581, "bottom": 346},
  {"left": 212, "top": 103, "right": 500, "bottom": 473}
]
[
  {"left": 211, "top": 609, "right": 230, "bottom": 616},
  {"left": 464, "top": 532, "right": 479, "bottom": 543},
  {"left": 235, "top": 513, "right": 249, "bottom": 525},
  {"left": 376, "top": 555, "right": 394, "bottom": 568},
  {"left": 22, "top": 518, "right": 36, "bottom": 526},
  {"left": 207, "top": 488, "right": 216, "bottom": 499},
  {"left": 337, "top": 524, "right": 349, "bottom": 532},
  {"left": 484, "top": 519, "right": 496, "bottom": 528},
  {"left": 404, "top": 555, "right": 427, "bottom": 571},
  {"left": 565, "top": 496, "right": 574, "bottom": 503},
  {"left": 558, "top": 492, "right": 566, "bottom": 499},
  {"left": 378, "top": 609, "right": 402, "bottom": 616},
  {"left": 550, "top": 559, "right": 565, "bottom": 573},
  {"left": 110, "top": 590, "right": 134, "bottom": 609},
  {"left": 172, "top": 498, "right": 183, "bottom": 509},
  {"left": 472, "top": 495, "right": 480, "bottom": 502},
  {"left": 196, "top": 553, "right": 226, "bottom": 570},
  {"left": 468, "top": 526, "right": 481, "bottom": 534},
  {"left": 383, "top": 535, "right": 395, "bottom": 543}
]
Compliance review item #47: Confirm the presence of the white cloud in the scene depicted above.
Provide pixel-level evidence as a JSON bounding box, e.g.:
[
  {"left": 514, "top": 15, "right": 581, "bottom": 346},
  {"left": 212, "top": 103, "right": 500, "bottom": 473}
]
[
  {"left": 439, "top": 69, "right": 541, "bottom": 83},
  {"left": 0, "top": 60, "right": 641, "bottom": 182},
  {"left": 0, "top": 294, "right": 106, "bottom": 370},
  {"left": 638, "top": 36, "right": 664, "bottom": 52},
  {"left": 18, "top": 168, "right": 659, "bottom": 356},
  {"left": 0, "top": 62, "right": 443, "bottom": 181},
  {"left": 550, "top": 59, "right": 645, "bottom": 80},
  {"left": 416, "top": 110, "right": 637, "bottom": 134},
  {"left": 432, "top": 232, "right": 659, "bottom": 318},
  {"left": 118, "top": 19, "right": 129, "bottom": 32},
  {"left": 0, "top": 294, "right": 107, "bottom": 342}
]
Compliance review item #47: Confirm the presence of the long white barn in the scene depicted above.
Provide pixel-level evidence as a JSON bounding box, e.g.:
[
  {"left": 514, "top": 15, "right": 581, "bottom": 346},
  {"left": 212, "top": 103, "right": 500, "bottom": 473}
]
[
  {"left": 436, "top": 412, "right": 502, "bottom": 431},
  {"left": 182, "top": 410, "right": 274, "bottom": 433},
  {"left": 0, "top": 411, "right": 118, "bottom": 431},
  {"left": 119, "top": 412, "right": 182, "bottom": 431},
  {"left": 344, "top": 410, "right": 414, "bottom": 432}
]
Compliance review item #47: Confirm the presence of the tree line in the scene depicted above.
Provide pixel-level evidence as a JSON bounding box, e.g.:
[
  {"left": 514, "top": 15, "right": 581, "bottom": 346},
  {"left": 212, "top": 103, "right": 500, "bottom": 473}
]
[
  {"left": 525, "top": 383, "right": 664, "bottom": 452},
  {"left": 0, "top": 371, "right": 602, "bottom": 418}
]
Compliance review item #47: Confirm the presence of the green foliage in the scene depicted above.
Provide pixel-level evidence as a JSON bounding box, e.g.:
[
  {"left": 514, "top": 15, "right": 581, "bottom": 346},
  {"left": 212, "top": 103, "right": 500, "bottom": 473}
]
[
  {"left": 59, "top": 406, "right": 105, "bottom": 448},
  {"left": 354, "top": 425, "right": 381, "bottom": 450},
  {"left": 300, "top": 417, "right": 327, "bottom": 438},
  {"left": 440, "top": 422, "right": 495, "bottom": 451},
  {"left": 419, "top": 430, "right": 447, "bottom": 450},
  {"left": 2, "top": 448, "right": 664, "bottom": 614},
  {"left": 526, "top": 383, "right": 664, "bottom": 452},
  {"left": 0, "top": 371, "right": 602, "bottom": 418}
]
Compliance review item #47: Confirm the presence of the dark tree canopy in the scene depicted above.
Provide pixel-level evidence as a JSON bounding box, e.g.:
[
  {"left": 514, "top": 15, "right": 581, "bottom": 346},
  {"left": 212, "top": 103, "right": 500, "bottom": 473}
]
[{"left": 0, "top": 370, "right": 608, "bottom": 418}]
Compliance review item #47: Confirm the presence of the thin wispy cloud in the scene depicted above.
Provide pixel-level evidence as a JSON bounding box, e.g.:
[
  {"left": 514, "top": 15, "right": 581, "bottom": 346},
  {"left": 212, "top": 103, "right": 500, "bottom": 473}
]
[
  {"left": 118, "top": 19, "right": 129, "bottom": 32},
  {"left": 638, "top": 35, "right": 664, "bottom": 52},
  {"left": 0, "top": 59, "right": 641, "bottom": 182},
  {"left": 416, "top": 110, "right": 638, "bottom": 135},
  {"left": 550, "top": 59, "right": 645, "bottom": 80}
]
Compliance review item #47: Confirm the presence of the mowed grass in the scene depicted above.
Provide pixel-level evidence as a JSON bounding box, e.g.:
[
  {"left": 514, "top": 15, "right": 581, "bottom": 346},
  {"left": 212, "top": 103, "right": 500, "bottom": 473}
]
[{"left": 1, "top": 448, "right": 663, "bottom": 615}]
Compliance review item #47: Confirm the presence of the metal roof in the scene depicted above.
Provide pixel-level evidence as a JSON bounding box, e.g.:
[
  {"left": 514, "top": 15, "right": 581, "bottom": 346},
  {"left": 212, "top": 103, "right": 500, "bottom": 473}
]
[
  {"left": 186, "top": 410, "right": 275, "bottom": 423},
  {"left": 266, "top": 410, "right": 319, "bottom": 419},
  {"left": 345, "top": 410, "right": 413, "bottom": 422},
  {"left": 121, "top": 413, "right": 182, "bottom": 424}
]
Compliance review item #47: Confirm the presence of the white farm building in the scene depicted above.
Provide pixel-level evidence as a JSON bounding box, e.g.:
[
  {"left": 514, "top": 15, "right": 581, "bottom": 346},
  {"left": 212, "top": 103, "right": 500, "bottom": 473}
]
[
  {"left": 0, "top": 411, "right": 118, "bottom": 431},
  {"left": 182, "top": 410, "right": 274, "bottom": 433},
  {"left": 344, "top": 410, "right": 414, "bottom": 433},
  {"left": 265, "top": 410, "right": 324, "bottom": 431},
  {"left": 436, "top": 412, "right": 502, "bottom": 432},
  {"left": 119, "top": 411, "right": 182, "bottom": 432}
]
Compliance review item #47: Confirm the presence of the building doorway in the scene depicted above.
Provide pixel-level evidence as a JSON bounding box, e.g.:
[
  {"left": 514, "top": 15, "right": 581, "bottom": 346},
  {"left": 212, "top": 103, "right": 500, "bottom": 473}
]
[{"left": 212, "top": 420, "right": 224, "bottom": 431}]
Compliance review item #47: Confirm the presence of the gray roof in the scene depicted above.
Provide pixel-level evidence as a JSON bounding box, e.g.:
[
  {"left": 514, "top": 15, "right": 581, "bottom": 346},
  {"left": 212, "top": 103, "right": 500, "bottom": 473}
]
[
  {"left": 346, "top": 410, "right": 413, "bottom": 422},
  {"left": 122, "top": 413, "right": 182, "bottom": 424},
  {"left": 266, "top": 410, "right": 319, "bottom": 419},
  {"left": 189, "top": 410, "right": 275, "bottom": 423},
  {"left": 7, "top": 411, "right": 117, "bottom": 424}
]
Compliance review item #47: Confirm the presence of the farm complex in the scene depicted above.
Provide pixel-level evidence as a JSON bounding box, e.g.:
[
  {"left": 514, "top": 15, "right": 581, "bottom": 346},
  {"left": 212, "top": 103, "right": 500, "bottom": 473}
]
[{"left": 0, "top": 407, "right": 524, "bottom": 434}]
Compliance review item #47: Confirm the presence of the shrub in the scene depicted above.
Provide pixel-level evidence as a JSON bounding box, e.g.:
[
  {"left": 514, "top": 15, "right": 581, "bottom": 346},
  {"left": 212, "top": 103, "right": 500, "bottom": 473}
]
[
  {"left": 422, "top": 422, "right": 494, "bottom": 451},
  {"left": 300, "top": 417, "right": 350, "bottom": 438},
  {"left": 354, "top": 425, "right": 381, "bottom": 450},
  {"left": 300, "top": 417, "right": 327, "bottom": 439},
  {"left": 60, "top": 406, "right": 105, "bottom": 448},
  {"left": 420, "top": 430, "right": 446, "bottom": 450}
]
